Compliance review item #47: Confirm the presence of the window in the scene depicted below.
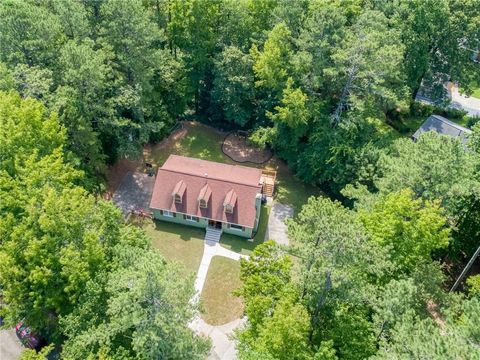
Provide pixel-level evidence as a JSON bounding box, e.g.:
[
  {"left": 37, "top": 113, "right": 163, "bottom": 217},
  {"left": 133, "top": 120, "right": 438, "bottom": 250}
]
[
  {"left": 199, "top": 199, "right": 207, "bottom": 208},
  {"left": 163, "top": 210, "right": 174, "bottom": 217},
  {"left": 174, "top": 194, "right": 182, "bottom": 203},
  {"left": 184, "top": 215, "right": 199, "bottom": 222},
  {"left": 229, "top": 224, "right": 244, "bottom": 231}
]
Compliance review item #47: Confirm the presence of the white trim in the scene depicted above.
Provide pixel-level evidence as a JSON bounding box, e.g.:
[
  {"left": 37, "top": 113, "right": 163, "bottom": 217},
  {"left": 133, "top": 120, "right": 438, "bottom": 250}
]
[
  {"left": 163, "top": 210, "right": 174, "bottom": 217},
  {"left": 152, "top": 208, "right": 254, "bottom": 230},
  {"left": 229, "top": 224, "right": 244, "bottom": 231},
  {"left": 185, "top": 215, "right": 199, "bottom": 222}
]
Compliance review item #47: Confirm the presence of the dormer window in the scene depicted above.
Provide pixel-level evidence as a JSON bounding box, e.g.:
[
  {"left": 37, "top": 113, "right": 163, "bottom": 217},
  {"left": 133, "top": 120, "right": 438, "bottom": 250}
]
[
  {"left": 198, "top": 183, "right": 212, "bottom": 208},
  {"left": 223, "top": 189, "right": 237, "bottom": 214},
  {"left": 172, "top": 180, "right": 186, "bottom": 204}
]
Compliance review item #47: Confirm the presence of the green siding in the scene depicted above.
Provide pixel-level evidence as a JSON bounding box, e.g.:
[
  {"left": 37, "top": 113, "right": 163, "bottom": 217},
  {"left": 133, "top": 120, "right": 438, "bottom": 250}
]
[
  {"left": 223, "top": 225, "right": 252, "bottom": 238},
  {"left": 151, "top": 208, "right": 256, "bottom": 238},
  {"left": 152, "top": 209, "right": 207, "bottom": 229}
]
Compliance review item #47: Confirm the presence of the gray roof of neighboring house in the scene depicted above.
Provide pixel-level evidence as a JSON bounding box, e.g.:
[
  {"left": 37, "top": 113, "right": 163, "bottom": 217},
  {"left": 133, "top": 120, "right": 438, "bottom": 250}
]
[{"left": 412, "top": 115, "right": 472, "bottom": 144}]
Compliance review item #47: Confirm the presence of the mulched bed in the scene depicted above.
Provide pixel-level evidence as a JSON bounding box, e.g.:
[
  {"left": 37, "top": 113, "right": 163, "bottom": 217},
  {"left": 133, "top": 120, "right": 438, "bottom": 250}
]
[{"left": 222, "top": 132, "right": 272, "bottom": 164}]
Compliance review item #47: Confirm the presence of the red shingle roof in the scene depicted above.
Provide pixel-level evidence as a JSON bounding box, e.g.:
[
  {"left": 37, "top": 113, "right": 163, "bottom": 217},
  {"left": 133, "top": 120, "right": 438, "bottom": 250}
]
[{"left": 150, "top": 156, "right": 262, "bottom": 228}]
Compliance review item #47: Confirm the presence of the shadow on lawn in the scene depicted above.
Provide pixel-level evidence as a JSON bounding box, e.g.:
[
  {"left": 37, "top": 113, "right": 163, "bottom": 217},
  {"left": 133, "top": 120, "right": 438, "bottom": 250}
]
[
  {"left": 220, "top": 205, "right": 271, "bottom": 256},
  {"left": 152, "top": 220, "right": 204, "bottom": 241}
]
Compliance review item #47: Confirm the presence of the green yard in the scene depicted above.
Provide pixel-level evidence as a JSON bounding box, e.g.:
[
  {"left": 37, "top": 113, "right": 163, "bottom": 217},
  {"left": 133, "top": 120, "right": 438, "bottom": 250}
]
[
  {"left": 460, "top": 81, "right": 480, "bottom": 99},
  {"left": 220, "top": 204, "right": 270, "bottom": 256},
  {"left": 200, "top": 256, "right": 244, "bottom": 325},
  {"left": 143, "top": 219, "right": 205, "bottom": 274}
]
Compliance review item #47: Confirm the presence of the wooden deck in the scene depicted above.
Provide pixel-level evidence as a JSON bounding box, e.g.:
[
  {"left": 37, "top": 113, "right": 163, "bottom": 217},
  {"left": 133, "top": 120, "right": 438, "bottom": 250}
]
[{"left": 260, "top": 170, "right": 276, "bottom": 197}]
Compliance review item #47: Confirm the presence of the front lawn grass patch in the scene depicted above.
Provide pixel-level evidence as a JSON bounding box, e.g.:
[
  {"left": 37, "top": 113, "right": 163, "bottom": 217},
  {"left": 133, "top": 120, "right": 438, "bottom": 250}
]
[
  {"left": 220, "top": 204, "right": 270, "bottom": 256},
  {"left": 144, "top": 219, "right": 205, "bottom": 274},
  {"left": 200, "top": 256, "right": 243, "bottom": 325}
]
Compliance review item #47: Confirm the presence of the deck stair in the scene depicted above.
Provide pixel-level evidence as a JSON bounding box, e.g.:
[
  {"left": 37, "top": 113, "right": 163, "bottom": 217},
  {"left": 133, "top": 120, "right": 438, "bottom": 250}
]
[
  {"left": 260, "top": 170, "right": 277, "bottom": 197},
  {"left": 205, "top": 228, "right": 222, "bottom": 243}
]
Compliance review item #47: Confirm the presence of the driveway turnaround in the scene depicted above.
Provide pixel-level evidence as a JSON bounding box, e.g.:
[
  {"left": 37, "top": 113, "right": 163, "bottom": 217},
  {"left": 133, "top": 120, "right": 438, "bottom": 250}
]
[
  {"left": 112, "top": 171, "right": 155, "bottom": 216},
  {"left": 0, "top": 328, "right": 24, "bottom": 360},
  {"left": 265, "top": 202, "right": 294, "bottom": 246}
]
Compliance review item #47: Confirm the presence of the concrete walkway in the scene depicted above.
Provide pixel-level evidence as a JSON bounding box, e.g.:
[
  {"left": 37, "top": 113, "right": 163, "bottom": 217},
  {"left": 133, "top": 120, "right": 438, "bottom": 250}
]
[
  {"left": 190, "top": 236, "right": 249, "bottom": 359},
  {"left": 193, "top": 239, "right": 248, "bottom": 302},
  {"left": 190, "top": 316, "right": 247, "bottom": 360},
  {"left": 265, "top": 202, "right": 294, "bottom": 246}
]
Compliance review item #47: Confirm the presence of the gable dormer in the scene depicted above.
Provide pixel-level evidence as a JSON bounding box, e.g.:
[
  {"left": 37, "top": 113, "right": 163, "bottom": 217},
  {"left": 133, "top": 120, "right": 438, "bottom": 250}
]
[
  {"left": 223, "top": 189, "right": 237, "bottom": 214},
  {"left": 172, "top": 180, "right": 186, "bottom": 203},
  {"left": 198, "top": 183, "right": 212, "bottom": 208}
]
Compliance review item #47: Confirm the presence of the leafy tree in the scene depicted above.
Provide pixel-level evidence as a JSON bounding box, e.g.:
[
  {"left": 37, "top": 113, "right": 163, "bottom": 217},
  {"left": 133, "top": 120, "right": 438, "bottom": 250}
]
[
  {"left": 466, "top": 275, "right": 480, "bottom": 297},
  {"left": 326, "top": 9, "right": 406, "bottom": 124},
  {"left": 376, "top": 130, "right": 479, "bottom": 208},
  {"left": 61, "top": 237, "right": 210, "bottom": 359},
  {"left": 211, "top": 46, "right": 255, "bottom": 126},
  {"left": 0, "top": 0, "right": 64, "bottom": 67},
  {"left": 288, "top": 197, "right": 389, "bottom": 359},
  {"left": 236, "top": 241, "right": 293, "bottom": 336},
  {"left": 244, "top": 298, "right": 312, "bottom": 360},
  {"left": 54, "top": 40, "right": 111, "bottom": 177},
  {"left": 252, "top": 22, "right": 294, "bottom": 95},
  {"left": 374, "top": 297, "right": 480, "bottom": 359},
  {"left": 387, "top": 0, "right": 480, "bottom": 100},
  {"left": 359, "top": 189, "right": 451, "bottom": 274}
]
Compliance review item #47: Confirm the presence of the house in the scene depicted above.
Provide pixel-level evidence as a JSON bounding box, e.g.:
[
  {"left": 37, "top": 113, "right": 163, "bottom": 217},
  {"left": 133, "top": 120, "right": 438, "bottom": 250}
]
[
  {"left": 149, "top": 155, "right": 264, "bottom": 238},
  {"left": 412, "top": 115, "right": 472, "bottom": 144}
]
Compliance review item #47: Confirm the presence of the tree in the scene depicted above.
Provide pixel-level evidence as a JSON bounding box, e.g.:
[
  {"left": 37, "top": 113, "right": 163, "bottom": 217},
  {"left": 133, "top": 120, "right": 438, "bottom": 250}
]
[
  {"left": 374, "top": 297, "right": 480, "bottom": 359},
  {"left": 236, "top": 241, "right": 293, "bottom": 336},
  {"left": 288, "top": 197, "right": 389, "bottom": 359},
  {"left": 387, "top": 0, "right": 480, "bottom": 100},
  {"left": 252, "top": 22, "right": 294, "bottom": 95},
  {"left": 54, "top": 40, "right": 111, "bottom": 178},
  {"left": 359, "top": 189, "right": 451, "bottom": 274},
  {"left": 326, "top": 9, "right": 407, "bottom": 124},
  {"left": 61, "top": 237, "right": 210, "bottom": 359},
  {"left": 243, "top": 298, "right": 312, "bottom": 360},
  {"left": 0, "top": 0, "right": 64, "bottom": 67},
  {"left": 211, "top": 46, "right": 255, "bottom": 126}
]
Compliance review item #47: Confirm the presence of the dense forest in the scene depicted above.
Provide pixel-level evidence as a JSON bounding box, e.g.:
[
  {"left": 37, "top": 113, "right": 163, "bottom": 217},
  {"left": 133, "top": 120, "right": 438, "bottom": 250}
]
[{"left": 0, "top": 0, "right": 480, "bottom": 359}]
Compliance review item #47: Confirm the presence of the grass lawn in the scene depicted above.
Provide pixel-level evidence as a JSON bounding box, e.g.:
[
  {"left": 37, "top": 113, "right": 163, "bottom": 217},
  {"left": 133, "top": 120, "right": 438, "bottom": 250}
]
[
  {"left": 147, "top": 122, "right": 231, "bottom": 166},
  {"left": 200, "top": 256, "right": 244, "bottom": 325},
  {"left": 220, "top": 204, "right": 270, "bottom": 256},
  {"left": 460, "top": 81, "right": 480, "bottom": 99},
  {"left": 143, "top": 219, "right": 205, "bottom": 274}
]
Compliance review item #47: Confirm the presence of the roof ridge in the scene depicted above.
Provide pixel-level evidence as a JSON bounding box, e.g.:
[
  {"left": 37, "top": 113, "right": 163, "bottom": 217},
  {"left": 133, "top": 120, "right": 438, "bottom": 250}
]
[
  {"left": 167, "top": 154, "right": 260, "bottom": 171},
  {"left": 158, "top": 168, "right": 262, "bottom": 188}
]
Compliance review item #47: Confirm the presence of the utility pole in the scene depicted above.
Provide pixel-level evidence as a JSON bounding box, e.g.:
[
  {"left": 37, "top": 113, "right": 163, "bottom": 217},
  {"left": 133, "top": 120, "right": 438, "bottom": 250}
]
[{"left": 450, "top": 244, "right": 480, "bottom": 292}]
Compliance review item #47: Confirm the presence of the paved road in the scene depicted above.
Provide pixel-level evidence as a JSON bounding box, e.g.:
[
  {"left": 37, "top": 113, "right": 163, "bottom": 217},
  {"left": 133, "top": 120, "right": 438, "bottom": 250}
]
[
  {"left": 0, "top": 328, "right": 24, "bottom": 360},
  {"left": 450, "top": 85, "right": 480, "bottom": 117},
  {"left": 265, "top": 202, "right": 294, "bottom": 246}
]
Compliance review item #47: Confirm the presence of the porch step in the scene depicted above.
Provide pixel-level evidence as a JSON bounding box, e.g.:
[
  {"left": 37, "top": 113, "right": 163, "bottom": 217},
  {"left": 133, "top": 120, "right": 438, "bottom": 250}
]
[{"left": 205, "top": 228, "right": 222, "bottom": 243}]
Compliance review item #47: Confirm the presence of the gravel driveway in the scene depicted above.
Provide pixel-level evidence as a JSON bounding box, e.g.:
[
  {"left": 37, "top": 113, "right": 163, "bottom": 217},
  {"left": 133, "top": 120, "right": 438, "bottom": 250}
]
[
  {"left": 112, "top": 171, "right": 156, "bottom": 216},
  {"left": 265, "top": 202, "right": 294, "bottom": 246}
]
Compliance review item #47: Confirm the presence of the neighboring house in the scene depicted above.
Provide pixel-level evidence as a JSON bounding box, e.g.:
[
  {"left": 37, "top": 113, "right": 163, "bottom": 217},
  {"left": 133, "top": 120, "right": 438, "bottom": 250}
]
[
  {"left": 412, "top": 114, "right": 472, "bottom": 145},
  {"left": 149, "top": 155, "right": 265, "bottom": 238}
]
